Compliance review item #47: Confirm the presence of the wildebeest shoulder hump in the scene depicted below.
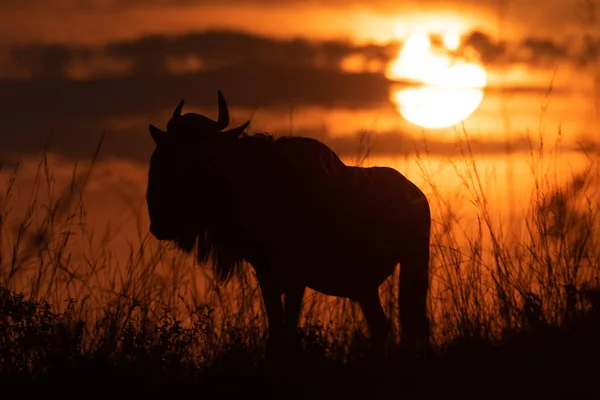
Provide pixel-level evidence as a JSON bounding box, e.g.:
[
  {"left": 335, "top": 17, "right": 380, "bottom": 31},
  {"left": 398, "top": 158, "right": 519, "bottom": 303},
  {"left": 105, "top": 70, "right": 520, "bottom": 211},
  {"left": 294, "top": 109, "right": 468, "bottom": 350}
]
[{"left": 272, "top": 136, "right": 347, "bottom": 178}]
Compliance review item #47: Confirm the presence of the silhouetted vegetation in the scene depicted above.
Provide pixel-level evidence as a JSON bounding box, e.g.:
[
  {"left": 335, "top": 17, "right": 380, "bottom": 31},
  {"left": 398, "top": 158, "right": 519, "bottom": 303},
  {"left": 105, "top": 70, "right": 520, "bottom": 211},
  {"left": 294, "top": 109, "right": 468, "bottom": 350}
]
[{"left": 1, "top": 128, "right": 600, "bottom": 397}]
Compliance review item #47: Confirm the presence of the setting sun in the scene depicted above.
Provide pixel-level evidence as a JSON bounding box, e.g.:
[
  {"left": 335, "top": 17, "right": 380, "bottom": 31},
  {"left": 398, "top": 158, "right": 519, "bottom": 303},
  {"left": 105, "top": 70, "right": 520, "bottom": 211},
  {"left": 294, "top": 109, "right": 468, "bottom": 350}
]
[{"left": 387, "top": 30, "right": 487, "bottom": 129}]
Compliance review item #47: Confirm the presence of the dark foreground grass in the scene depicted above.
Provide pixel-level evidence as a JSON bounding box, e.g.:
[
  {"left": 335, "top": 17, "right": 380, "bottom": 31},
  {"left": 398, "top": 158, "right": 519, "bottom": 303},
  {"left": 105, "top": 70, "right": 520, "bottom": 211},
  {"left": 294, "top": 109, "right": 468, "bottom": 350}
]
[
  {"left": 2, "top": 132, "right": 600, "bottom": 397},
  {"left": 1, "top": 283, "right": 600, "bottom": 397}
]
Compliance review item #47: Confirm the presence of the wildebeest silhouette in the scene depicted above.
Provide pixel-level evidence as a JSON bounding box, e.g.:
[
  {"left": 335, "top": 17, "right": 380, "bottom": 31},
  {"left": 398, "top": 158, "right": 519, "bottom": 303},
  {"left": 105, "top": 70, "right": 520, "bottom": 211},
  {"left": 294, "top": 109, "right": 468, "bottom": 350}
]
[{"left": 146, "top": 91, "right": 431, "bottom": 356}]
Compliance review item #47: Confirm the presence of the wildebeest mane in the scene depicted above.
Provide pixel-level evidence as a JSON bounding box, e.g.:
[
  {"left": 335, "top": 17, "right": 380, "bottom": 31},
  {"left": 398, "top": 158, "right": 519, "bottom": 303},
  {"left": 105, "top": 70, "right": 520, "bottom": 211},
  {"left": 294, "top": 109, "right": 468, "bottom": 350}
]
[
  {"left": 170, "top": 158, "right": 247, "bottom": 283},
  {"left": 193, "top": 130, "right": 296, "bottom": 282},
  {"left": 237, "top": 131, "right": 275, "bottom": 142},
  {"left": 195, "top": 226, "right": 246, "bottom": 283},
  {"left": 196, "top": 132, "right": 280, "bottom": 282},
  {"left": 182, "top": 129, "right": 343, "bottom": 283}
]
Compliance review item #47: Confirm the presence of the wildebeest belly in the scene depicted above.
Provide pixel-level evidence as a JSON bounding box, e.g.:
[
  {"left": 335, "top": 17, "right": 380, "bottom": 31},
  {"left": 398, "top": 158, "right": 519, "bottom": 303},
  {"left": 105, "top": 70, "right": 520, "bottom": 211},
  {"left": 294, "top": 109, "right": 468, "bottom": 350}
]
[
  {"left": 264, "top": 246, "right": 399, "bottom": 299},
  {"left": 305, "top": 256, "right": 399, "bottom": 299},
  {"left": 256, "top": 212, "right": 405, "bottom": 299},
  {"left": 232, "top": 162, "right": 423, "bottom": 297}
]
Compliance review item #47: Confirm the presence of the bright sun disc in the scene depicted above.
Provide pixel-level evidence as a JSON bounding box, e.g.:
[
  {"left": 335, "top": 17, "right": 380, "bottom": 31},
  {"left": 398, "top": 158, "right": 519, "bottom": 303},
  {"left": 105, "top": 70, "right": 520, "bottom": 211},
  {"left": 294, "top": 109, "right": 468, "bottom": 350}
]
[{"left": 387, "top": 31, "right": 487, "bottom": 129}]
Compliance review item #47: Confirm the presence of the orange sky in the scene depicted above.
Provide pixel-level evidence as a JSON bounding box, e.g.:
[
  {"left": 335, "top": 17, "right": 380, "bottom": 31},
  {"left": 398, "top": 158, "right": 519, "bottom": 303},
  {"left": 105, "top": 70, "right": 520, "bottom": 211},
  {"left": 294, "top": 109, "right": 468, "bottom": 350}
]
[
  {"left": 1, "top": 0, "right": 599, "bottom": 191},
  {"left": 2, "top": 0, "right": 600, "bottom": 302},
  {"left": 0, "top": 1, "right": 593, "bottom": 46}
]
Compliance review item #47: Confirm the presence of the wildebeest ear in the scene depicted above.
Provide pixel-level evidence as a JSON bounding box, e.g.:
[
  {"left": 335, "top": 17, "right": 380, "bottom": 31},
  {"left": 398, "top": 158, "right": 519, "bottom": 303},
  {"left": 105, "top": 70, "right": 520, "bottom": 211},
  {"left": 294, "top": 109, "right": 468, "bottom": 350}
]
[
  {"left": 222, "top": 120, "right": 250, "bottom": 137},
  {"left": 149, "top": 124, "right": 167, "bottom": 144},
  {"left": 217, "top": 91, "right": 229, "bottom": 130}
]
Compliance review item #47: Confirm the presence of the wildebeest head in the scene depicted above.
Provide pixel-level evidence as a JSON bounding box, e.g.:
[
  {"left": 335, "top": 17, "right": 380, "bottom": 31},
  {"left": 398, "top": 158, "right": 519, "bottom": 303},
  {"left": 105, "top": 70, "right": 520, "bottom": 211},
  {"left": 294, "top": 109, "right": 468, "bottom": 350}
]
[{"left": 146, "top": 91, "right": 250, "bottom": 249}]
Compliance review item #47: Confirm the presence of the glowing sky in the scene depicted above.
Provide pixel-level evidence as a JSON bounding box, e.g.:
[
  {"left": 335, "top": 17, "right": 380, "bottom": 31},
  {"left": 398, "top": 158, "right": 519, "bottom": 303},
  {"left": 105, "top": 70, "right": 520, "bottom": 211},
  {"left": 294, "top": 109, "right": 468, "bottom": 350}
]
[
  {"left": 2, "top": 0, "right": 599, "bottom": 279},
  {"left": 2, "top": 0, "right": 598, "bottom": 160},
  {"left": 0, "top": 0, "right": 598, "bottom": 184},
  {"left": 0, "top": 1, "right": 591, "bottom": 45}
]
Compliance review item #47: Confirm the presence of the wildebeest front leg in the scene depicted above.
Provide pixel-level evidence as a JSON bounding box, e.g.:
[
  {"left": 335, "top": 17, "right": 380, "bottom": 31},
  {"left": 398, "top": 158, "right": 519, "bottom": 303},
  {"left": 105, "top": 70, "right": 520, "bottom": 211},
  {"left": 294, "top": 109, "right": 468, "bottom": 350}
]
[
  {"left": 256, "top": 273, "right": 284, "bottom": 361},
  {"left": 357, "top": 288, "right": 390, "bottom": 358},
  {"left": 284, "top": 285, "right": 305, "bottom": 356}
]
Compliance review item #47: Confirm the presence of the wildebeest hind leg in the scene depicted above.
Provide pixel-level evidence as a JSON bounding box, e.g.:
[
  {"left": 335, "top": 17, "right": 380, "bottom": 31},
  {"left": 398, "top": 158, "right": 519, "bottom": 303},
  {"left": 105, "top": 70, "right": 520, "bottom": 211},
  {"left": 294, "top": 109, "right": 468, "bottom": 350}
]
[{"left": 399, "top": 245, "right": 431, "bottom": 350}]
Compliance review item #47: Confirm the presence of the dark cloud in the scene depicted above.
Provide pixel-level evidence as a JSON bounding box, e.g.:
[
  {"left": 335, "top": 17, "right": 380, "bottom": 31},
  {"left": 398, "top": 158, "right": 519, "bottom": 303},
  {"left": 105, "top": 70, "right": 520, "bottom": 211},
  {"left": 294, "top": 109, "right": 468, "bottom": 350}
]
[
  {"left": 104, "top": 30, "right": 378, "bottom": 76},
  {"left": 575, "top": 35, "right": 600, "bottom": 66},
  {"left": 0, "top": 64, "right": 392, "bottom": 164},
  {"left": 10, "top": 44, "right": 93, "bottom": 79},
  {"left": 459, "top": 30, "right": 599, "bottom": 67},
  {"left": 0, "top": 29, "right": 584, "bottom": 166},
  {"left": 0, "top": 31, "right": 396, "bottom": 165},
  {"left": 5, "top": 30, "right": 397, "bottom": 80},
  {"left": 462, "top": 31, "right": 507, "bottom": 64},
  {"left": 6, "top": 29, "right": 599, "bottom": 84},
  {"left": 2, "top": 112, "right": 572, "bottom": 173},
  {"left": 322, "top": 131, "right": 587, "bottom": 160},
  {"left": 1, "top": 64, "right": 391, "bottom": 115},
  {"left": 520, "top": 38, "right": 568, "bottom": 61},
  {"left": 0, "top": 62, "right": 560, "bottom": 167}
]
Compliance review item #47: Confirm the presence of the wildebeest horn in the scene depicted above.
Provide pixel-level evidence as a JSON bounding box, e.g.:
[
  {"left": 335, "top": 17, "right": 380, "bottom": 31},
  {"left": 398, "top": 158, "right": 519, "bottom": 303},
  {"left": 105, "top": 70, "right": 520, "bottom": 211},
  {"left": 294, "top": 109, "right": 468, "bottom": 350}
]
[
  {"left": 217, "top": 91, "right": 229, "bottom": 130},
  {"left": 173, "top": 100, "right": 185, "bottom": 119},
  {"left": 223, "top": 120, "right": 250, "bottom": 137}
]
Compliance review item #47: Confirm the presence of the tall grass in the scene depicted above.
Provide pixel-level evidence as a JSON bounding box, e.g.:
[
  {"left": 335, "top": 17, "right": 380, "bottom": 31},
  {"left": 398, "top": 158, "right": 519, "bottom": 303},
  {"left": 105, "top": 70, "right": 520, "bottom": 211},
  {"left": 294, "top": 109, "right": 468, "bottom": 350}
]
[{"left": 1, "top": 127, "right": 600, "bottom": 387}]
